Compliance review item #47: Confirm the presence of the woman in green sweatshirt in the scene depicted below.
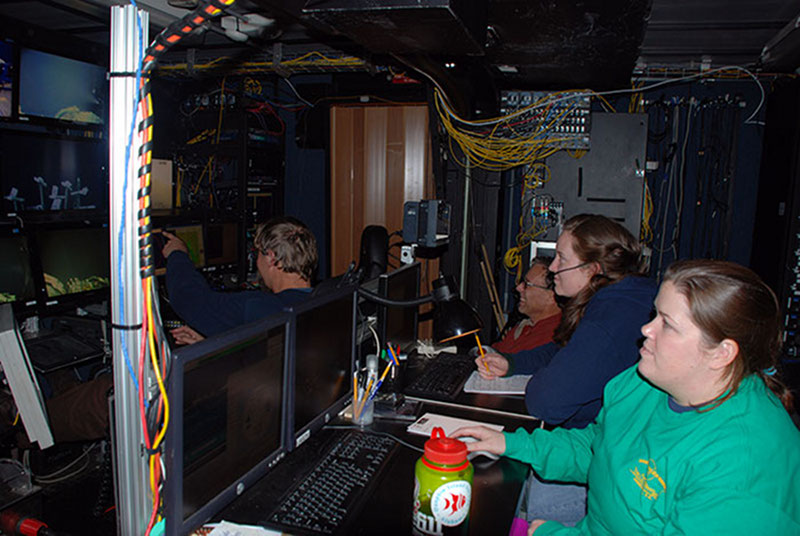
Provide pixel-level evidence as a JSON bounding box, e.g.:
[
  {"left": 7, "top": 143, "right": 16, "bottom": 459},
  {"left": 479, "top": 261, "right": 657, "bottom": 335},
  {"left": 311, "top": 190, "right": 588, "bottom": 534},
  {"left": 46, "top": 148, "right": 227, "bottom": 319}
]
[{"left": 455, "top": 259, "right": 800, "bottom": 535}]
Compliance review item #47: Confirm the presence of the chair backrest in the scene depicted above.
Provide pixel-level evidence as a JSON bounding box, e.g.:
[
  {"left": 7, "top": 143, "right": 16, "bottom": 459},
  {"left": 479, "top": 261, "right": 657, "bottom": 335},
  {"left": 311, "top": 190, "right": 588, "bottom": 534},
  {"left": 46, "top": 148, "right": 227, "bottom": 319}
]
[{"left": 358, "top": 225, "right": 388, "bottom": 281}]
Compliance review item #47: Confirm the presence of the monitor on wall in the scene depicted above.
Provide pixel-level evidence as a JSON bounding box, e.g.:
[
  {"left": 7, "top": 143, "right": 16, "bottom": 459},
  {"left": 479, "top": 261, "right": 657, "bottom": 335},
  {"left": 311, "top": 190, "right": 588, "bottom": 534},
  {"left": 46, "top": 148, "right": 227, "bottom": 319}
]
[
  {"left": 0, "top": 130, "right": 107, "bottom": 215},
  {"left": 18, "top": 48, "right": 106, "bottom": 125},
  {"left": 0, "top": 39, "right": 13, "bottom": 119},
  {"left": 34, "top": 225, "right": 110, "bottom": 306}
]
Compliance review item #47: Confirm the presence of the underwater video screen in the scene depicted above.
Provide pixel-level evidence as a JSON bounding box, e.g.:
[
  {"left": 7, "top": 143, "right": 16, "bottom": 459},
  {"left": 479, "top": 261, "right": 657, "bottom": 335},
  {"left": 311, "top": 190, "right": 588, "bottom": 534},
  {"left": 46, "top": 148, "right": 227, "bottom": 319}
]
[
  {"left": 36, "top": 227, "right": 110, "bottom": 298},
  {"left": 0, "top": 39, "right": 12, "bottom": 119},
  {"left": 0, "top": 130, "right": 107, "bottom": 215},
  {"left": 19, "top": 47, "right": 106, "bottom": 125}
]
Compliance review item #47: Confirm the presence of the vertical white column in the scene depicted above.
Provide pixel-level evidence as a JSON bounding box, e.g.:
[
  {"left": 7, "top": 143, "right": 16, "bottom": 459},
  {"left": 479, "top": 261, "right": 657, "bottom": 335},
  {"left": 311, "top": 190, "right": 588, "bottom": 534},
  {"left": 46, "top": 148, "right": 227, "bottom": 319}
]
[{"left": 109, "top": 5, "right": 150, "bottom": 535}]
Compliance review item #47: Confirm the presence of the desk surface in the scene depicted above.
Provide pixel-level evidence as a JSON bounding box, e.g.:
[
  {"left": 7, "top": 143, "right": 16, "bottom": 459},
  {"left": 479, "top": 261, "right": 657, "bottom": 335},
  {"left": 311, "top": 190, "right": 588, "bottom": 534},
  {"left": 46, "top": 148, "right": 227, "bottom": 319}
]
[
  {"left": 216, "top": 400, "right": 539, "bottom": 535},
  {"left": 401, "top": 351, "right": 536, "bottom": 420}
]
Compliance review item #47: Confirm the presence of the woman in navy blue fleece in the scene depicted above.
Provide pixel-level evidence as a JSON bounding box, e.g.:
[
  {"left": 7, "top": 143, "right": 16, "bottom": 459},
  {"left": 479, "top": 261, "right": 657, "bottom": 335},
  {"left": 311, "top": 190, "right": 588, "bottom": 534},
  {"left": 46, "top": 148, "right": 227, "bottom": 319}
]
[{"left": 476, "top": 214, "right": 656, "bottom": 529}]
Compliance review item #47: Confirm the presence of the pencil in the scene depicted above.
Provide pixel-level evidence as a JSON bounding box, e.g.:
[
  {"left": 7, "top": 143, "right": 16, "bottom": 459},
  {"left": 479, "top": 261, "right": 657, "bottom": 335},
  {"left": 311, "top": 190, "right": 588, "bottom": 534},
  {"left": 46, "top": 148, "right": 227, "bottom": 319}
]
[
  {"left": 475, "top": 333, "right": 491, "bottom": 373},
  {"left": 352, "top": 371, "right": 359, "bottom": 413},
  {"left": 387, "top": 344, "right": 399, "bottom": 365},
  {"left": 356, "top": 377, "right": 374, "bottom": 418}
]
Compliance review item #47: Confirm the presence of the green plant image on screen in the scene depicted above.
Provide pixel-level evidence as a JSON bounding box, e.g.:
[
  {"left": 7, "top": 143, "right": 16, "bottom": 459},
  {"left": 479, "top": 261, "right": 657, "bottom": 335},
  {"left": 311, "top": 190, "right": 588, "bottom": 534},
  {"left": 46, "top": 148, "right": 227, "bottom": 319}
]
[
  {"left": 174, "top": 225, "right": 205, "bottom": 268},
  {"left": 37, "top": 227, "right": 110, "bottom": 298}
]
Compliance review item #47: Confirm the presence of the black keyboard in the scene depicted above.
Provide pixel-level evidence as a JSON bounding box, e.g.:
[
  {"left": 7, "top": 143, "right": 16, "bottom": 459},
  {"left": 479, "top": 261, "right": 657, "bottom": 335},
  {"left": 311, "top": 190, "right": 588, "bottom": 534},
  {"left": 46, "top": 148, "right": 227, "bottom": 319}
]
[
  {"left": 403, "top": 352, "right": 475, "bottom": 401},
  {"left": 268, "top": 431, "right": 395, "bottom": 534},
  {"left": 25, "top": 332, "right": 105, "bottom": 373}
]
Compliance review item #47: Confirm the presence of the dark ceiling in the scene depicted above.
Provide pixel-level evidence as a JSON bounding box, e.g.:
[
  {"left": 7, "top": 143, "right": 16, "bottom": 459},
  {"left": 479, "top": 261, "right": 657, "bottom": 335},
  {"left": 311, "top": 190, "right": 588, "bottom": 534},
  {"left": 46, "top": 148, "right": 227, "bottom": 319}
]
[{"left": 0, "top": 0, "right": 798, "bottom": 114}]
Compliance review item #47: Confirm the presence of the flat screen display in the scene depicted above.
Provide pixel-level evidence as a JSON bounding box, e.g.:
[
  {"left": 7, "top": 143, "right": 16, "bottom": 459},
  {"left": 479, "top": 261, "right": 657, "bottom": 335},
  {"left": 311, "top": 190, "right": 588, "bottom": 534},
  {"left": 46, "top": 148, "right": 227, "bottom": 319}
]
[
  {"left": 0, "top": 130, "right": 107, "bottom": 214},
  {"left": 0, "top": 234, "right": 36, "bottom": 305},
  {"left": 36, "top": 227, "right": 109, "bottom": 299},
  {"left": 0, "top": 40, "right": 12, "bottom": 118},
  {"left": 18, "top": 48, "right": 106, "bottom": 124},
  {"left": 180, "top": 324, "right": 286, "bottom": 522},
  {"left": 153, "top": 224, "right": 205, "bottom": 275},
  {"left": 205, "top": 221, "right": 238, "bottom": 266},
  {"left": 292, "top": 289, "right": 355, "bottom": 438}
]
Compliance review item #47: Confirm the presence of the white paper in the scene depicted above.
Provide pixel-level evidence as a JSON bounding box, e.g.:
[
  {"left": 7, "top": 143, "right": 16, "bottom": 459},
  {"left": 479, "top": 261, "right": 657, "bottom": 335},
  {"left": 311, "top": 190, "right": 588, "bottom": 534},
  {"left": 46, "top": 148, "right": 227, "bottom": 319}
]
[
  {"left": 463, "top": 371, "right": 531, "bottom": 395},
  {"left": 406, "top": 412, "right": 504, "bottom": 437},
  {"left": 207, "top": 520, "right": 284, "bottom": 536}
]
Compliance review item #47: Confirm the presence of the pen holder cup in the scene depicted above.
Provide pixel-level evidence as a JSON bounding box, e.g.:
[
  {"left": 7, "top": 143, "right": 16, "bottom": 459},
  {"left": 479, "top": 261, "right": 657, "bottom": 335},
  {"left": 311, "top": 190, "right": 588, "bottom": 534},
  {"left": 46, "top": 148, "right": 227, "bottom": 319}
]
[{"left": 352, "top": 388, "right": 374, "bottom": 427}]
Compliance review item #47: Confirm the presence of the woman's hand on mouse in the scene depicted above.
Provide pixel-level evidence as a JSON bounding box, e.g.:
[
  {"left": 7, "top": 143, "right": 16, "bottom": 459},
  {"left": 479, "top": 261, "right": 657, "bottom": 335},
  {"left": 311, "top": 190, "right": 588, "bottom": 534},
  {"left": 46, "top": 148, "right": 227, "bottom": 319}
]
[{"left": 451, "top": 425, "right": 506, "bottom": 456}]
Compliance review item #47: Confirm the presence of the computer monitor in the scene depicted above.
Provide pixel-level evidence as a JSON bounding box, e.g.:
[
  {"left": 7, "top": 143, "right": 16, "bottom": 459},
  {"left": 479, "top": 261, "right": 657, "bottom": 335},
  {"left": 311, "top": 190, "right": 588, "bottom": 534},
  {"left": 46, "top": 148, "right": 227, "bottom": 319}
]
[
  {"left": 0, "top": 232, "right": 37, "bottom": 308},
  {"left": 0, "top": 130, "right": 107, "bottom": 215},
  {"left": 165, "top": 313, "right": 291, "bottom": 536},
  {"left": 35, "top": 226, "right": 109, "bottom": 304},
  {"left": 153, "top": 223, "right": 206, "bottom": 276},
  {"left": 287, "top": 285, "right": 357, "bottom": 448},
  {"left": 18, "top": 47, "right": 106, "bottom": 125},
  {"left": 377, "top": 262, "right": 420, "bottom": 353},
  {"left": 0, "top": 39, "right": 13, "bottom": 119},
  {"left": 205, "top": 221, "right": 239, "bottom": 267}
]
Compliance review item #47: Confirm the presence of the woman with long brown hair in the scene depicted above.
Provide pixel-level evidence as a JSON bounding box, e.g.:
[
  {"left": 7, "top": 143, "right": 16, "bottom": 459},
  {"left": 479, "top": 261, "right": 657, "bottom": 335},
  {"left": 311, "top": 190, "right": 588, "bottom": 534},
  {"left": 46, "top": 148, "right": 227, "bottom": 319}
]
[
  {"left": 480, "top": 214, "right": 656, "bottom": 429},
  {"left": 458, "top": 259, "right": 800, "bottom": 534}
]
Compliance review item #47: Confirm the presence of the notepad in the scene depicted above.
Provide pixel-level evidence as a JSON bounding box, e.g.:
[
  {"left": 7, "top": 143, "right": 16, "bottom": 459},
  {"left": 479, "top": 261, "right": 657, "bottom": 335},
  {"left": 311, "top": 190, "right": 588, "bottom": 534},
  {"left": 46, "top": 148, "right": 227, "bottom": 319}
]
[
  {"left": 406, "top": 412, "right": 505, "bottom": 437},
  {"left": 462, "top": 371, "right": 531, "bottom": 395}
]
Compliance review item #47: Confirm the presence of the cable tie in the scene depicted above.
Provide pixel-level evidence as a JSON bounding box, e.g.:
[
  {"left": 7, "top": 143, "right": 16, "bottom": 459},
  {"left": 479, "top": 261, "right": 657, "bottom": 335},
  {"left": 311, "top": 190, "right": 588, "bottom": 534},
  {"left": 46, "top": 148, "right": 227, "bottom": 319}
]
[
  {"left": 111, "top": 323, "right": 143, "bottom": 331},
  {"left": 108, "top": 71, "right": 138, "bottom": 78}
]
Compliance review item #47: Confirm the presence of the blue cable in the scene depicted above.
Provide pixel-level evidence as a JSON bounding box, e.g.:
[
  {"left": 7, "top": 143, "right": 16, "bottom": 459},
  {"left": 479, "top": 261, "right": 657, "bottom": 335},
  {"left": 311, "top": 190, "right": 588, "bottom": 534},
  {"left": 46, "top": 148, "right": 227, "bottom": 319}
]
[{"left": 115, "top": 1, "right": 144, "bottom": 395}]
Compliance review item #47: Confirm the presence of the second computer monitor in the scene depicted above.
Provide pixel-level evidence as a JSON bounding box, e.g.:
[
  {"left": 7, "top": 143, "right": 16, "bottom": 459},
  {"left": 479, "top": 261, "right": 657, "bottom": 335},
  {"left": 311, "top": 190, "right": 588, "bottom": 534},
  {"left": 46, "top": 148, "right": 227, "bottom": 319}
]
[
  {"left": 288, "top": 285, "right": 357, "bottom": 448},
  {"left": 378, "top": 262, "right": 420, "bottom": 353}
]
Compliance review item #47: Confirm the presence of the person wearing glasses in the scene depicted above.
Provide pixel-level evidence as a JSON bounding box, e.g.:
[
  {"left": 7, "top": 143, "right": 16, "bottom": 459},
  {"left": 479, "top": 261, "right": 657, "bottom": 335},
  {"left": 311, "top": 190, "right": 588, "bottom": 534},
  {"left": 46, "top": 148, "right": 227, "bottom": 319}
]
[
  {"left": 492, "top": 258, "right": 562, "bottom": 355},
  {"left": 457, "top": 260, "right": 800, "bottom": 535},
  {"left": 476, "top": 214, "right": 656, "bottom": 528}
]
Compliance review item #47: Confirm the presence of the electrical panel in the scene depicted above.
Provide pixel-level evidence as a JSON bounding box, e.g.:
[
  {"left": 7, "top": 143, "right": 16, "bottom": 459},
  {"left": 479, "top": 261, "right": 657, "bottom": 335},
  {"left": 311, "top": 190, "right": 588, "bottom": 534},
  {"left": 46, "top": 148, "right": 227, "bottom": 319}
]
[
  {"left": 525, "top": 112, "right": 648, "bottom": 242},
  {"left": 499, "top": 90, "right": 591, "bottom": 150}
]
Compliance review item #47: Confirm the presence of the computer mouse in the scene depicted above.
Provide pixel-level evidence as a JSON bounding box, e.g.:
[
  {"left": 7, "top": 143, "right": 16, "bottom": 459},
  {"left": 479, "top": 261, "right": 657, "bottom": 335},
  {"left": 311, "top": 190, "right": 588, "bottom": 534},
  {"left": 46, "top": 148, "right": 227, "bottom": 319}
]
[{"left": 457, "top": 436, "right": 500, "bottom": 461}]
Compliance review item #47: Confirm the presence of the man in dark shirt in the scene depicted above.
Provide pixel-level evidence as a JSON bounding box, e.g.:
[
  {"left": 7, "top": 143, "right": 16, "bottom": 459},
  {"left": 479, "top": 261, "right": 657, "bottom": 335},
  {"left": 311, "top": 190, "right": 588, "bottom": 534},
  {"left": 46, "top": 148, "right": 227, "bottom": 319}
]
[{"left": 162, "top": 216, "right": 317, "bottom": 339}]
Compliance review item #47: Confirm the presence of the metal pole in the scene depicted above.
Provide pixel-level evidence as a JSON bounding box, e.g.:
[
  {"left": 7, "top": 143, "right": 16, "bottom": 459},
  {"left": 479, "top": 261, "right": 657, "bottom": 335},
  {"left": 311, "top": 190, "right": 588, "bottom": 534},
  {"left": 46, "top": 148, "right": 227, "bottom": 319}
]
[
  {"left": 460, "top": 159, "right": 470, "bottom": 299},
  {"left": 109, "top": 5, "right": 149, "bottom": 534}
]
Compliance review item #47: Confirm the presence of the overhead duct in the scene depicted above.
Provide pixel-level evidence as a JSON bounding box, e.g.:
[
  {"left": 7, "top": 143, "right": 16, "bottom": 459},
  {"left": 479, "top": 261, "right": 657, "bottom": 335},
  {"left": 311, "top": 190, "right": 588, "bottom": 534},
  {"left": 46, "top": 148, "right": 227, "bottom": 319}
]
[
  {"left": 761, "top": 12, "right": 800, "bottom": 72},
  {"left": 302, "top": 0, "right": 489, "bottom": 56}
]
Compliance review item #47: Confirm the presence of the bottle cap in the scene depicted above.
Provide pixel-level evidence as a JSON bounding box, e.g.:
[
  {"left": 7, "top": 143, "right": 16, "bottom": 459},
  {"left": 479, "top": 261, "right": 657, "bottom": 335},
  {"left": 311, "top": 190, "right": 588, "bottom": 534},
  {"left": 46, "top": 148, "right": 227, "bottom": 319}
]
[{"left": 424, "top": 427, "right": 468, "bottom": 465}]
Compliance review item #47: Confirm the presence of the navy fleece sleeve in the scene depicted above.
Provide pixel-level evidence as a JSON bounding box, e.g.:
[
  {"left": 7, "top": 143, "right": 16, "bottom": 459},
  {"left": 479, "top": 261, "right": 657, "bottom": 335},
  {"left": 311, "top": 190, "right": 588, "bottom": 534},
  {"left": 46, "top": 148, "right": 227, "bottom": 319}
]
[
  {"left": 165, "top": 251, "right": 248, "bottom": 336},
  {"left": 522, "top": 286, "right": 652, "bottom": 428},
  {"left": 507, "top": 342, "right": 560, "bottom": 375}
]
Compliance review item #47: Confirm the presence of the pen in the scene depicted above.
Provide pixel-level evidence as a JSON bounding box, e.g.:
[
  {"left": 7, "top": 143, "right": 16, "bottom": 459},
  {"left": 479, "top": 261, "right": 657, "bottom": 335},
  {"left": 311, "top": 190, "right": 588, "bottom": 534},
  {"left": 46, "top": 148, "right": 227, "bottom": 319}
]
[
  {"left": 475, "top": 333, "right": 491, "bottom": 373},
  {"left": 365, "top": 358, "right": 395, "bottom": 403}
]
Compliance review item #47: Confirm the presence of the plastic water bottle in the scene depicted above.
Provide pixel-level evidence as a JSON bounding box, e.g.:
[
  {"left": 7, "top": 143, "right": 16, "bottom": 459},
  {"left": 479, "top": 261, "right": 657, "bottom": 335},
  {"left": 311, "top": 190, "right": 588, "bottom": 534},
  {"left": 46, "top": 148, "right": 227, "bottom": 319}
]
[{"left": 412, "top": 427, "right": 473, "bottom": 535}]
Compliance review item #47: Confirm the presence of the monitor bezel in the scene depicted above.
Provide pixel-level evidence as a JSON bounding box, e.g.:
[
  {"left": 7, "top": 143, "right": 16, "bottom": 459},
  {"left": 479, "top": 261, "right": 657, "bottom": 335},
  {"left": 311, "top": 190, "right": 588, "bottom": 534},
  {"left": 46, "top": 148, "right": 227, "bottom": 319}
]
[
  {"left": 377, "top": 261, "right": 421, "bottom": 354},
  {"left": 164, "top": 312, "right": 292, "bottom": 536},
  {"left": 285, "top": 284, "right": 358, "bottom": 451}
]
